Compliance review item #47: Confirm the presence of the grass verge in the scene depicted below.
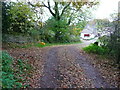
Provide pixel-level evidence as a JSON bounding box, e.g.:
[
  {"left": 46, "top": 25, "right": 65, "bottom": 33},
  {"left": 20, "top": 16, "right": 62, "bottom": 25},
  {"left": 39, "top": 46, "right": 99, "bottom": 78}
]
[
  {"left": 2, "top": 41, "right": 82, "bottom": 49},
  {"left": 83, "top": 43, "right": 109, "bottom": 55}
]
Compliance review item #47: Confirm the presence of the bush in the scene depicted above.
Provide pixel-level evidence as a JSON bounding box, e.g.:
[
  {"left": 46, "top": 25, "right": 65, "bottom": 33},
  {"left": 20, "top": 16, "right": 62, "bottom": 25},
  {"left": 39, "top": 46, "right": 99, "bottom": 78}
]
[
  {"left": 1, "top": 51, "right": 22, "bottom": 88},
  {"left": 28, "top": 28, "right": 40, "bottom": 42},
  {"left": 1, "top": 51, "right": 32, "bottom": 88},
  {"left": 2, "top": 2, "right": 35, "bottom": 34},
  {"left": 42, "top": 18, "right": 69, "bottom": 42},
  {"left": 97, "top": 20, "right": 120, "bottom": 65},
  {"left": 41, "top": 17, "right": 81, "bottom": 43},
  {"left": 83, "top": 44, "right": 109, "bottom": 55},
  {"left": 98, "top": 35, "right": 110, "bottom": 47}
]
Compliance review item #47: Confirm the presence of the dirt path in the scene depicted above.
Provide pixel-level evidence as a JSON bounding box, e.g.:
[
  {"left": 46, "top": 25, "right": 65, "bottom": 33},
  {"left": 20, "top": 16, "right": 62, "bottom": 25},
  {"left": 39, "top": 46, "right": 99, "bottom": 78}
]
[
  {"left": 38, "top": 44, "right": 115, "bottom": 88},
  {"left": 40, "top": 47, "right": 61, "bottom": 88},
  {"left": 6, "top": 40, "right": 118, "bottom": 88},
  {"left": 67, "top": 46, "right": 112, "bottom": 88}
]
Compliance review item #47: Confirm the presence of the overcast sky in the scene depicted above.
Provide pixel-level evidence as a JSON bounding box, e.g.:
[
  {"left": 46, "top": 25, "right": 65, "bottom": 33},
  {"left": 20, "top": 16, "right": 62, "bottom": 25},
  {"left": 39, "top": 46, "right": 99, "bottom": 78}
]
[
  {"left": 9, "top": 0, "right": 120, "bottom": 20},
  {"left": 94, "top": 0, "right": 119, "bottom": 19}
]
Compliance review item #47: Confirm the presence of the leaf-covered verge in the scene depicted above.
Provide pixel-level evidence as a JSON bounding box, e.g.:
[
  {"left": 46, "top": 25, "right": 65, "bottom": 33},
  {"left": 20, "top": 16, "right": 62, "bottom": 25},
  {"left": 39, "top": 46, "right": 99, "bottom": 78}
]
[
  {"left": 81, "top": 51, "right": 119, "bottom": 88},
  {"left": 83, "top": 44, "right": 119, "bottom": 87},
  {"left": 1, "top": 51, "right": 33, "bottom": 88},
  {"left": 83, "top": 43, "right": 119, "bottom": 67}
]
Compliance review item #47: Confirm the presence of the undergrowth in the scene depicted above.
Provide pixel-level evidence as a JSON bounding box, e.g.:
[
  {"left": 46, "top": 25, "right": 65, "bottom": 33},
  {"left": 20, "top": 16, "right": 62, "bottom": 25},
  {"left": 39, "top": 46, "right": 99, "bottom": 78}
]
[
  {"left": 83, "top": 44, "right": 109, "bottom": 55},
  {"left": 83, "top": 44, "right": 120, "bottom": 68},
  {"left": 1, "top": 51, "right": 33, "bottom": 88}
]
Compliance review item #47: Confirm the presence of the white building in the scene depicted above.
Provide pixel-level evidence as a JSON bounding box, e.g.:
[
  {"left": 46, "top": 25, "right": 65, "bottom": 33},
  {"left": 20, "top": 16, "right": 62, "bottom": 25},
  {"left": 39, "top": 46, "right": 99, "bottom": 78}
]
[{"left": 80, "top": 24, "right": 97, "bottom": 40}]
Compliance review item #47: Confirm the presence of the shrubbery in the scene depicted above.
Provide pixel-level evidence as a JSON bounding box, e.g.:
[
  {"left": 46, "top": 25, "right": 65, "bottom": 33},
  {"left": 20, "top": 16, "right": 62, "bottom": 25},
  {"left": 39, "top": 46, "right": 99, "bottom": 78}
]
[
  {"left": 2, "top": 2, "right": 35, "bottom": 34},
  {"left": 1, "top": 51, "right": 32, "bottom": 88},
  {"left": 83, "top": 44, "right": 109, "bottom": 55},
  {"left": 97, "top": 18, "right": 120, "bottom": 65},
  {"left": 41, "top": 18, "right": 81, "bottom": 43},
  {"left": 1, "top": 51, "right": 22, "bottom": 88}
]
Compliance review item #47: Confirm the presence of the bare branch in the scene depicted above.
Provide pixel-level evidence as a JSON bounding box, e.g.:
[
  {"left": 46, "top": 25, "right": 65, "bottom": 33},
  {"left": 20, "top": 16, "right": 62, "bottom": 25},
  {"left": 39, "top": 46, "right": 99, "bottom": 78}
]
[
  {"left": 60, "top": 2, "right": 71, "bottom": 17},
  {"left": 67, "top": 16, "right": 72, "bottom": 25},
  {"left": 47, "top": 2, "right": 56, "bottom": 17},
  {"left": 42, "top": 2, "right": 49, "bottom": 8},
  {"left": 41, "top": 2, "right": 56, "bottom": 18},
  {"left": 28, "top": 2, "right": 35, "bottom": 7}
]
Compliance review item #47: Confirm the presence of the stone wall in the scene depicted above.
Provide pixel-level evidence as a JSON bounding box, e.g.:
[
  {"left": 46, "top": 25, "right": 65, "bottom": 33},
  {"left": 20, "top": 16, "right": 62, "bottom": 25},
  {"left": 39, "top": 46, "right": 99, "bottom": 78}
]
[{"left": 2, "top": 34, "right": 35, "bottom": 43}]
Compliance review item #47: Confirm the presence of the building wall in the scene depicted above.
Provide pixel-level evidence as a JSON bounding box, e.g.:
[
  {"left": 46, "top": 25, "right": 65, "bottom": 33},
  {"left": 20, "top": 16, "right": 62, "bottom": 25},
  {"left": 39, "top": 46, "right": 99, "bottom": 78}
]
[{"left": 80, "top": 33, "right": 95, "bottom": 40}]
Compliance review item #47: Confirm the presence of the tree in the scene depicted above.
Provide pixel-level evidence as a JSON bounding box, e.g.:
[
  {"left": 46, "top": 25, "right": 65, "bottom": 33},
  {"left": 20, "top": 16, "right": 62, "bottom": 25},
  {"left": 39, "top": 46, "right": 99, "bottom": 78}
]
[
  {"left": 94, "top": 19, "right": 111, "bottom": 32},
  {"left": 28, "top": 0, "right": 99, "bottom": 24},
  {"left": 2, "top": 1, "right": 35, "bottom": 34},
  {"left": 107, "top": 13, "right": 120, "bottom": 65},
  {"left": 41, "top": 17, "right": 71, "bottom": 42},
  {"left": 27, "top": 0, "right": 98, "bottom": 42},
  {"left": 75, "top": 8, "right": 94, "bottom": 31},
  {"left": 98, "top": 13, "right": 120, "bottom": 66},
  {"left": 2, "top": 1, "right": 11, "bottom": 33}
]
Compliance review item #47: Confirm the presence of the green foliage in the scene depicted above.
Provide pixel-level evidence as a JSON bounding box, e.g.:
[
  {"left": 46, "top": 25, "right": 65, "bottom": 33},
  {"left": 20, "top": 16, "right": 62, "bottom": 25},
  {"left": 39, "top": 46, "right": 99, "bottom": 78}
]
[
  {"left": 42, "top": 18, "right": 81, "bottom": 43},
  {"left": 48, "top": 18, "right": 69, "bottom": 42},
  {"left": 2, "top": 41, "right": 81, "bottom": 49},
  {"left": 94, "top": 19, "right": 111, "bottom": 32},
  {"left": 28, "top": 28, "right": 40, "bottom": 41},
  {"left": 2, "top": 2, "right": 11, "bottom": 34},
  {"left": 1, "top": 51, "right": 22, "bottom": 88},
  {"left": 2, "top": 1, "right": 95, "bottom": 43},
  {"left": 2, "top": 2, "right": 35, "bottom": 34},
  {"left": 98, "top": 35, "right": 110, "bottom": 47},
  {"left": 1, "top": 51, "right": 32, "bottom": 88},
  {"left": 2, "top": 1, "right": 41, "bottom": 42},
  {"left": 97, "top": 14, "right": 120, "bottom": 65},
  {"left": 83, "top": 44, "right": 109, "bottom": 55},
  {"left": 107, "top": 24, "right": 120, "bottom": 64}
]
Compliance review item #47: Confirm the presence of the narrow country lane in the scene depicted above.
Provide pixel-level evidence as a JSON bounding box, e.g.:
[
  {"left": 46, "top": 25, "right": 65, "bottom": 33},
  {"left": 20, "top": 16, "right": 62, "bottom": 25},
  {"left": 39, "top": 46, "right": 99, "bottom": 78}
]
[
  {"left": 7, "top": 39, "right": 118, "bottom": 88},
  {"left": 67, "top": 46, "right": 112, "bottom": 88},
  {"left": 40, "top": 47, "right": 61, "bottom": 88},
  {"left": 39, "top": 43, "right": 114, "bottom": 88}
]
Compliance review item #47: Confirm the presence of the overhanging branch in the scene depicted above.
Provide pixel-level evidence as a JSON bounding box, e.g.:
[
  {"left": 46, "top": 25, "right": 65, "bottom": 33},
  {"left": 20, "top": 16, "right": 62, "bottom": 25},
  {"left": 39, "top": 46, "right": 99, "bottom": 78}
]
[
  {"left": 60, "top": 2, "right": 71, "bottom": 17},
  {"left": 45, "top": 2, "right": 56, "bottom": 17}
]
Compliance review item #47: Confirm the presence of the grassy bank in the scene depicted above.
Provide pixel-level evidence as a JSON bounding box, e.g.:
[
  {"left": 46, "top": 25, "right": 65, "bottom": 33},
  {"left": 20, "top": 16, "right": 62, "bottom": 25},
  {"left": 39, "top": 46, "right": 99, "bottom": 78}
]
[{"left": 2, "top": 41, "right": 82, "bottom": 49}]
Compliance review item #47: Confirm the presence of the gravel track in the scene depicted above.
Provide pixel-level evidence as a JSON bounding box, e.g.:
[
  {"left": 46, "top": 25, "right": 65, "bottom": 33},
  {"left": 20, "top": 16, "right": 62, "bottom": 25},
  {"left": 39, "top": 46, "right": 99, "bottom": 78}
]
[
  {"left": 39, "top": 45, "right": 114, "bottom": 88},
  {"left": 6, "top": 40, "right": 118, "bottom": 88}
]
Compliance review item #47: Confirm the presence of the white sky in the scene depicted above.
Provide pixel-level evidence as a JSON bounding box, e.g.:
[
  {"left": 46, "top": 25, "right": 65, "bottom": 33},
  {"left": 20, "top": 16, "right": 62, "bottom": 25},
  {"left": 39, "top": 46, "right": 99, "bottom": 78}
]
[
  {"left": 9, "top": 0, "right": 120, "bottom": 20},
  {"left": 94, "top": 0, "right": 119, "bottom": 19}
]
